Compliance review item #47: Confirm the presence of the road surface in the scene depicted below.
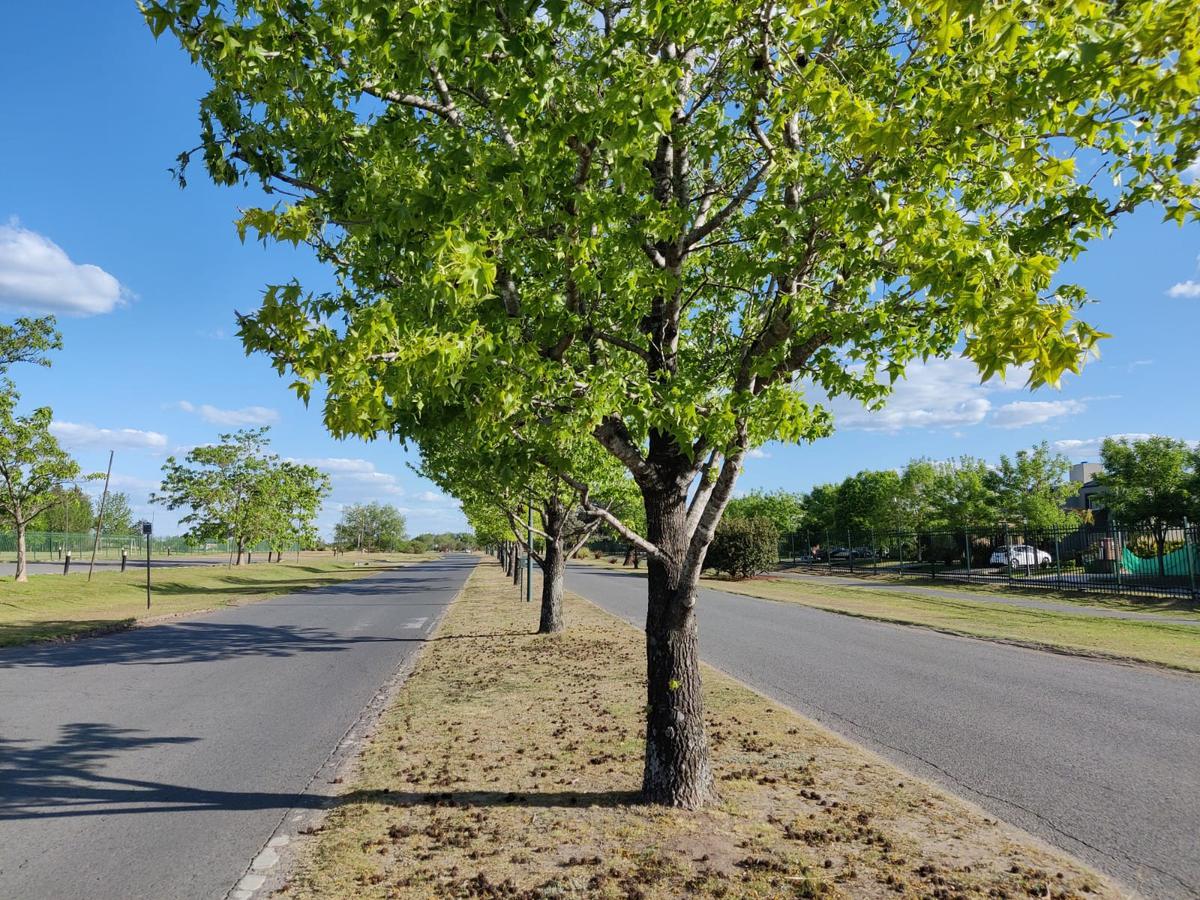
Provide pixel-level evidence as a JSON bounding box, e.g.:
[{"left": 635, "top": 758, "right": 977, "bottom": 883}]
[
  {"left": 0, "top": 554, "right": 476, "bottom": 900},
  {"left": 566, "top": 565, "right": 1200, "bottom": 898}
]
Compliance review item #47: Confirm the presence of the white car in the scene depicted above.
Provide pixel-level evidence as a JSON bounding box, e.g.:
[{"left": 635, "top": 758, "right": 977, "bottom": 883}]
[{"left": 990, "top": 545, "right": 1052, "bottom": 567}]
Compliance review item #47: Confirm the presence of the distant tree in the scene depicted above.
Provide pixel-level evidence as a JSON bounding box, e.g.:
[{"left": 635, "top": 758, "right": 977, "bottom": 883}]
[
  {"left": 334, "top": 502, "right": 408, "bottom": 552},
  {"left": 263, "top": 462, "right": 331, "bottom": 560},
  {"left": 29, "top": 484, "right": 94, "bottom": 535},
  {"left": 0, "top": 317, "right": 60, "bottom": 374},
  {"left": 154, "top": 428, "right": 321, "bottom": 563},
  {"left": 835, "top": 469, "right": 904, "bottom": 536},
  {"left": 988, "top": 442, "right": 1075, "bottom": 530},
  {"left": 724, "top": 489, "right": 805, "bottom": 536},
  {"left": 0, "top": 385, "right": 88, "bottom": 581},
  {"left": 927, "top": 457, "right": 998, "bottom": 528},
  {"left": 98, "top": 491, "right": 136, "bottom": 536},
  {"left": 897, "top": 460, "right": 939, "bottom": 533},
  {"left": 1099, "top": 437, "right": 1196, "bottom": 575}
]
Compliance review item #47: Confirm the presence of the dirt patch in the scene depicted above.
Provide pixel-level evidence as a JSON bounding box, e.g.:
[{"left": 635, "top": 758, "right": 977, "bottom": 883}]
[{"left": 276, "top": 562, "right": 1116, "bottom": 899}]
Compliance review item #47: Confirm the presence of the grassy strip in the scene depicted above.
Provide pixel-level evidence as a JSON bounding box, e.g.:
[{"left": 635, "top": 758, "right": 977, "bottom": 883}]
[
  {"left": 709, "top": 577, "right": 1200, "bottom": 673},
  {"left": 781, "top": 569, "right": 1200, "bottom": 620},
  {"left": 280, "top": 562, "right": 1114, "bottom": 899},
  {"left": 0, "top": 554, "right": 437, "bottom": 648}
]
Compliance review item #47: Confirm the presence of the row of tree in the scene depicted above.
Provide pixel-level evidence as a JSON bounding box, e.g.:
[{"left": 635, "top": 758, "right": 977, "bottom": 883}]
[
  {"left": 726, "top": 437, "right": 1200, "bottom": 543},
  {"left": 149, "top": 0, "right": 1200, "bottom": 810}
]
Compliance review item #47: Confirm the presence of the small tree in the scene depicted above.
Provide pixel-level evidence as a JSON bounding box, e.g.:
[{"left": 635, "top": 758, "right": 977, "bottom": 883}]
[
  {"left": 988, "top": 442, "right": 1075, "bottom": 530},
  {"left": 154, "top": 428, "right": 313, "bottom": 563},
  {"left": 1099, "top": 436, "right": 1195, "bottom": 576},
  {"left": 725, "top": 489, "right": 805, "bottom": 536},
  {"left": 0, "top": 385, "right": 87, "bottom": 581},
  {"left": 333, "top": 502, "right": 407, "bottom": 552},
  {"left": 98, "top": 492, "right": 136, "bottom": 536},
  {"left": 264, "top": 462, "right": 330, "bottom": 560},
  {"left": 704, "top": 517, "right": 779, "bottom": 580}
]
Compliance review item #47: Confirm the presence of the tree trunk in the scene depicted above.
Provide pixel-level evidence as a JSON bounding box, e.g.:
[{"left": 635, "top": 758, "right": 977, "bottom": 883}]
[
  {"left": 236, "top": 540, "right": 245, "bottom": 566},
  {"left": 640, "top": 483, "right": 714, "bottom": 809},
  {"left": 538, "top": 501, "right": 566, "bottom": 634},
  {"left": 14, "top": 521, "right": 28, "bottom": 583}
]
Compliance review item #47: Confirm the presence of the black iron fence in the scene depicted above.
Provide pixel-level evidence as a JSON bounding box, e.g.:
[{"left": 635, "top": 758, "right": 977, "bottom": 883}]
[{"left": 779, "top": 521, "right": 1200, "bottom": 602}]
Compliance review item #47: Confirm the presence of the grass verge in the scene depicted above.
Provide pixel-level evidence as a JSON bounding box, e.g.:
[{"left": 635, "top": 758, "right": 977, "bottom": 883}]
[
  {"left": 279, "top": 562, "right": 1114, "bottom": 899},
  {"left": 0, "top": 553, "right": 437, "bottom": 648},
  {"left": 709, "top": 577, "right": 1200, "bottom": 674}
]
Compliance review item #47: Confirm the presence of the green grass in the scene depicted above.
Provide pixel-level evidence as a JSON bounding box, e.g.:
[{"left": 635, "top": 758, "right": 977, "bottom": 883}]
[
  {"left": 0, "top": 553, "right": 438, "bottom": 648},
  {"left": 712, "top": 577, "right": 1200, "bottom": 673}
]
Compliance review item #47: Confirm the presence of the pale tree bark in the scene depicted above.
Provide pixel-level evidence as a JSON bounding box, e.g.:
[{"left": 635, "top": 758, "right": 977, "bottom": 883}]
[{"left": 14, "top": 520, "right": 28, "bottom": 583}]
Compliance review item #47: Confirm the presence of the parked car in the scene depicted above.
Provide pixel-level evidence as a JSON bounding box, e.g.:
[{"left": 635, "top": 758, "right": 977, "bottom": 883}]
[{"left": 990, "top": 545, "right": 1052, "bottom": 567}]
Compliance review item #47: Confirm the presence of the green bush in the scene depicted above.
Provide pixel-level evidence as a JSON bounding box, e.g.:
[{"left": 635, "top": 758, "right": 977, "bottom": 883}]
[{"left": 704, "top": 516, "right": 780, "bottom": 579}]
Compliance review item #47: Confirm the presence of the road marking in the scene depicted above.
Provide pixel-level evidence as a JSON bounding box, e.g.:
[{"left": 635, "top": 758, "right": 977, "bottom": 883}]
[{"left": 401, "top": 617, "right": 429, "bottom": 630}]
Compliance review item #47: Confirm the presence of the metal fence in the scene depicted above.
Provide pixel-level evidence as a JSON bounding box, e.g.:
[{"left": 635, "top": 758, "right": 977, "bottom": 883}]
[
  {"left": 0, "top": 531, "right": 299, "bottom": 563},
  {"left": 778, "top": 521, "right": 1200, "bottom": 602}
]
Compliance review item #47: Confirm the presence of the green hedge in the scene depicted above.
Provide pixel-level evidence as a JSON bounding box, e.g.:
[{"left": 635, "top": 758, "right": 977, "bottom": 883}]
[{"left": 704, "top": 516, "right": 780, "bottom": 579}]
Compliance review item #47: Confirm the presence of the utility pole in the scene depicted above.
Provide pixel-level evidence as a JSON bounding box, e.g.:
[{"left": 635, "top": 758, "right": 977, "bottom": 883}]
[{"left": 88, "top": 450, "right": 114, "bottom": 582}]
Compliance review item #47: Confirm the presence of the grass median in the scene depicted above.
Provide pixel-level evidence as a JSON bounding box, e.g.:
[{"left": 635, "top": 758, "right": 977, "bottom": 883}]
[
  {"left": 280, "top": 562, "right": 1114, "bottom": 899},
  {"left": 709, "top": 577, "right": 1200, "bottom": 673},
  {"left": 0, "top": 553, "right": 437, "bottom": 648}
]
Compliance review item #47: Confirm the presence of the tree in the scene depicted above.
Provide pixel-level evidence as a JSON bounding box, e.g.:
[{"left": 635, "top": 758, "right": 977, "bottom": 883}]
[
  {"left": 0, "top": 317, "right": 60, "bottom": 374},
  {"left": 724, "top": 489, "right": 804, "bottom": 536},
  {"left": 988, "top": 442, "right": 1075, "bottom": 530},
  {"left": 927, "top": 457, "right": 997, "bottom": 528},
  {"left": 151, "top": 0, "right": 1200, "bottom": 808},
  {"left": 98, "top": 491, "right": 136, "bottom": 536},
  {"left": 333, "top": 502, "right": 407, "bottom": 552},
  {"left": 418, "top": 427, "right": 633, "bottom": 633},
  {"left": 154, "top": 428, "right": 322, "bottom": 562},
  {"left": 0, "top": 385, "right": 87, "bottom": 581},
  {"left": 29, "top": 484, "right": 94, "bottom": 536},
  {"left": 834, "top": 469, "right": 904, "bottom": 537},
  {"left": 1099, "top": 436, "right": 1196, "bottom": 575},
  {"left": 263, "top": 462, "right": 330, "bottom": 560}
]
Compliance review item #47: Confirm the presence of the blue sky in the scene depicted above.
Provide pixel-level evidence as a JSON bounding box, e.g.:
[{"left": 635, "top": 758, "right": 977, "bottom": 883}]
[{"left": 1, "top": 6, "right": 1198, "bottom": 537}]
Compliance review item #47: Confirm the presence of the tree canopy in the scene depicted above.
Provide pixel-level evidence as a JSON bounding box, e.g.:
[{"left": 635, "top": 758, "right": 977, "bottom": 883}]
[
  {"left": 154, "top": 428, "right": 329, "bottom": 561},
  {"left": 333, "top": 502, "right": 408, "bottom": 551},
  {"left": 0, "top": 385, "right": 88, "bottom": 580},
  {"left": 149, "top": 0, "right": 1200, "bottom": 808},
  {"left": 0, "top": 317, "right": 60, "bottom": 374}
]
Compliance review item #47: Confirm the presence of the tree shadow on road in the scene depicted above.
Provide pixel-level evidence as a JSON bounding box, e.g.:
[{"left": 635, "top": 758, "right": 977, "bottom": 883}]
[
  {"left": 0, "top": 620, "right": 403, "bottom": 669},
  {"left": 0, "top": 723, "right": 635, "bottom": 823}
]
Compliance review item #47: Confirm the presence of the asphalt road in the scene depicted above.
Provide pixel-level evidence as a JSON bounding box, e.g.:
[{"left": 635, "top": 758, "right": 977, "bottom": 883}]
[
  {"left": 0, "top": 554, "right": 476, "bottom": 900},
  {"left": 566, "top": 565, "right": 1200, "bottom": 898}
]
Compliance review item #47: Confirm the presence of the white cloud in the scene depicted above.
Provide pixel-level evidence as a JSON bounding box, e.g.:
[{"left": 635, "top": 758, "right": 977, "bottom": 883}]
[
  {"left": 830, "top": 358, "right": 1001, "bottom": 432},
  {"left": 176, "top": 400, "right": 280, "bottom": 427},
  {"left": 416, "top": 490, "right": 449, "bottom": 503},
  {"left": 746, "top": 447, "right": 772, "bottom": 459},
  {"left": 288, "top": 456, "right": 406, "bottom": 496},
  {"left": 1183, "top": 157, "right": 1200, "bottom": 181},
  {"left": 989, "top": 399, "right": 1086, "bottom": 429},
  {"left": 1166, "top": 280, "right": 1200, "bottom": 299},
  {"left": 1051, "top": 433, "right": 1172, "bottom": 460},
  {"left": 50, "top": 421, "right": 168, "bottom": 451},
  {"left": 0, "top": 221, "right": 127, "bottom": 315}
]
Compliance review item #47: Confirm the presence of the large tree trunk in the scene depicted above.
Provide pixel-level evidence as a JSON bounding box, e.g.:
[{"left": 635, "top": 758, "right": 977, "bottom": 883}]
[
  {"left": 236, "top": 540, "right": 245, "bottom": 566},
  {"left": 640, "top": 483, "right": 714, "bottom": 809},
  {"left": 538, "top": 501, "right": 566, "bottom": 634},
  {"left": 14, "top": 521, "right": 28, "bottom": 583}
]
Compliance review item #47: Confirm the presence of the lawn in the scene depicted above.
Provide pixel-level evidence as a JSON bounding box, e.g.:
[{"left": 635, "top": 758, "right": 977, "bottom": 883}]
[
  {"left": 278, "top": 562, "right": 1113, "bottom": 899},
  {"left": 0, "top": 553, "right": 437, "bottom": 647},
  {"left": 711, "top": 577, "right": 1200, "bottom": 673}
]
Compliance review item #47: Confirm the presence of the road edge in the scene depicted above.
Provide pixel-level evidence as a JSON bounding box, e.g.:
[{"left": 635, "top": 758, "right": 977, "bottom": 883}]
[{"left": 224, "top": 554, "right": 479, "bottom": 900}]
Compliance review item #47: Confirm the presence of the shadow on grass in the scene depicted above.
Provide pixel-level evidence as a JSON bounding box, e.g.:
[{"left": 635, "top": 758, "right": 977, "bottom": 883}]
[
  {"left": 0, "top": 619, "right": 135, "bottom": 649},
  {"left": 0, "top": 722, "right": 639, "bottom": 823}
]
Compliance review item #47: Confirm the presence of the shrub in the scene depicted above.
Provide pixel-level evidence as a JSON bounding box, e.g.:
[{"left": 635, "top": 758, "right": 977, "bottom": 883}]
[
  {"left": 704, "top": 516, "right": 780, "bottom": 579},
  {"left": 573, "top": 547, "right": 591, "bottom": 560}
]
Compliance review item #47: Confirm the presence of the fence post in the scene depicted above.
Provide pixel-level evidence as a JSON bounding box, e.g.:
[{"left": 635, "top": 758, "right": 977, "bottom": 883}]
[
  {"left": 964, "top": 530, "right": 972, "bottom": 583},
  {"left": 790, "top": 530, "right": 795, "bottom": 564},
  {"left": 1054, "top": 530, "right": 1063, "bottom": 590},
  {"left": 930, "top": 530, "right": 936, "bottom": 580},
  {"left": 1184, "top": 518, "right": 1198, "bottom": 604},
  {"left": 1110, "top": 520, "right": 1123, "bottom": 596},
  {"left": 898, "top": 533, "right": 904, "bottom": 578},
  {"left": 121, "top": 549, "right": 127, "bottom": 573},
  {"left": 63, "top": 551, "right": 71, "bottom": 575},
  {"left": 826, "top": 529, "right": 832, "bottom": 573},
  {"left": 872, "top": 528, "right": 878, "bottom": 574},
  {"left": 1004, "top": 523, "right": 1013, "bottom": 586}
]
